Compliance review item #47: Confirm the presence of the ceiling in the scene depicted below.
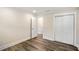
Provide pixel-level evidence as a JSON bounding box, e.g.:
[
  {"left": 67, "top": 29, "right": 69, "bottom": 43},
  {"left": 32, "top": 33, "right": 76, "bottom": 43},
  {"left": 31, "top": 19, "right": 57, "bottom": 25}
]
[{"left": 11, "top": 7, "right": 78, "bottom": 16}]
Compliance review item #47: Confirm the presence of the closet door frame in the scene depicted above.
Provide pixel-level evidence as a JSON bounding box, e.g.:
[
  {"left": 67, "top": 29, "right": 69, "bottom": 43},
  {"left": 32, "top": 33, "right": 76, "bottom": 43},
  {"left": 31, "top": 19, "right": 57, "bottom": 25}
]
[
  {"left": 30, "top": 18, "right": 32, "bottom": 39},
  {"left": 53, "top": 12, "right": 76, "bottom": 45}
]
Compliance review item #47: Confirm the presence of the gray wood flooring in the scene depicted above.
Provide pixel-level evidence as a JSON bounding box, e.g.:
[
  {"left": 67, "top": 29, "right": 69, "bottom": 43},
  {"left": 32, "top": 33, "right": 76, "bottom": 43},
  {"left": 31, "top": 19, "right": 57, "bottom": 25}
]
[{"left": 2, "top": 37, "right": 78, "bottom": 51}]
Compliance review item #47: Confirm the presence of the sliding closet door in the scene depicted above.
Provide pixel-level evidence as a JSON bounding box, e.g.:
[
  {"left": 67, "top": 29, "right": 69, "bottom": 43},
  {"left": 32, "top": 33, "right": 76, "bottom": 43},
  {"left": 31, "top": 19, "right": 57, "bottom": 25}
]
[
  {"left": 63, "top": 14, "right": 74, "bottom": 44},
  {"left": 55, "top": 14, "right": 74, "bottom": 44}
]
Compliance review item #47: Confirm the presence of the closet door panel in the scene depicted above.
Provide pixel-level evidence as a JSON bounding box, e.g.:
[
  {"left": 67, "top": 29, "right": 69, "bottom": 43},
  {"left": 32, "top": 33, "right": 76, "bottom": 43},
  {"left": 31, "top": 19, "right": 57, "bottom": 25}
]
[
  {"left": 55, "top": 16, "right": 64, "bottom": 42},
  {"left": 63, "top": 15, "right": 73, "bottom": 44}
]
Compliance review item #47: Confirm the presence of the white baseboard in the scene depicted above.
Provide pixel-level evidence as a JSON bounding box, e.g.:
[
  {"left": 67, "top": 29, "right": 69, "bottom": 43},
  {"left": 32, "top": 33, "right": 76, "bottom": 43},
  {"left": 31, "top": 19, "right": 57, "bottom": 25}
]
[
  {"left": 0, "top": 37, "right": 31, "bottom": 50},
  {"left": 43, "top": 34, "right": 54, "bottom": 41}
]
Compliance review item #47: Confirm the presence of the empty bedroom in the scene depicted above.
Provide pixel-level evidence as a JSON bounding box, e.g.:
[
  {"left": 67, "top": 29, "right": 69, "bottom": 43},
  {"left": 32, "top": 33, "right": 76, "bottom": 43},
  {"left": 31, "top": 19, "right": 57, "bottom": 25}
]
[{"left": 0, "top": 7, "right": 79, "bottom": 51}]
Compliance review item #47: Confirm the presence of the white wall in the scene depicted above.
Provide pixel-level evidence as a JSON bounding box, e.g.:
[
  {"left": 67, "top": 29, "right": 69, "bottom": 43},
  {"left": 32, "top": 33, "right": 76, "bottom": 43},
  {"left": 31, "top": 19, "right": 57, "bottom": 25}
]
[
  {"left": 0, "top": 8, "right": 33, "bottom": 50},
  {"left": 37, "top": 16, "right": 44, "bottom": 34},
  {"left": 42, "top": 15, "right": 54, "bottom": 40}
]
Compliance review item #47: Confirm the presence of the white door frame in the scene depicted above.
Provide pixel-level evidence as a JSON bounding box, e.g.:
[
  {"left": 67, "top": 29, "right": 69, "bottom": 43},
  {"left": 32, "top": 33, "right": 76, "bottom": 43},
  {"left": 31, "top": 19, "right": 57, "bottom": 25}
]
[
  {"left": 30, "top": 16, "right": 38, "bottom": 38},
  {"left": 53, "top": 12, "right": 76, "bottom": 45}
]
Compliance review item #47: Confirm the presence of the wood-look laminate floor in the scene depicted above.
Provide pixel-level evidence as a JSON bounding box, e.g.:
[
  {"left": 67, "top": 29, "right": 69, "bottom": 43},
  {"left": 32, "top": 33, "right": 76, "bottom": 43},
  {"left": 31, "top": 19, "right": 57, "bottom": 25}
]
[{"left": 3, "top": 37, "right": 78, "bottom": 51}]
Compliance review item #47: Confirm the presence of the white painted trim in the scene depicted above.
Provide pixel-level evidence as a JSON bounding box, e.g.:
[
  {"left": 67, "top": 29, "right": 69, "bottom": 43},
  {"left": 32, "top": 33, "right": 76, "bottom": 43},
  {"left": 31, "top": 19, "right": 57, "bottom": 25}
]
[
  {"left": 0, "top": 37, "right": 31, "bottom": 50},
  {"left": 53, "top": 12, "right": 76, "bottom": 45},
  {"left": 73, "top": 12, "right": 77, "bottom": 46},
  {"left": 53, "top": 12, "right": 76, "bottom": 16},
  {"left": 52, "top": 15, "right": 55, "bottom": 41},
  {"left": 43, "top": 34, "right": 54, "bottom": 41},
  {"left": 74, "top": 11, "right": 79, "bottom": 49}
]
